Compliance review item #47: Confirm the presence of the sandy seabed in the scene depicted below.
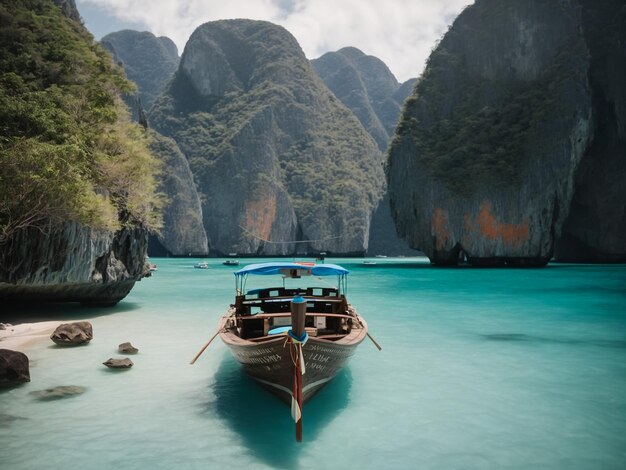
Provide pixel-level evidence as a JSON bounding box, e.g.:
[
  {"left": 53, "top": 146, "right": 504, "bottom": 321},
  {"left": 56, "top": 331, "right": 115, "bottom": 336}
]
[{"left": 0, "top": 321, "right": 69, "bottom": 351}]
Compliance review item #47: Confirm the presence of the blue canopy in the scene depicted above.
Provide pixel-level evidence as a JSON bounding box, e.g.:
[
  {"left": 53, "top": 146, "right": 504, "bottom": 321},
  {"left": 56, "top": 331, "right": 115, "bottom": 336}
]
[{"left": 234, "top": 262, "right": 349, "bottom": 277}]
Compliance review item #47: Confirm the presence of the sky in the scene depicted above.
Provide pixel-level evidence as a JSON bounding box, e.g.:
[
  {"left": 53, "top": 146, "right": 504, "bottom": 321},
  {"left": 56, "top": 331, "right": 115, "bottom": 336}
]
[{"left": 76, "top": 0, "right": 472, "bottom": 83}]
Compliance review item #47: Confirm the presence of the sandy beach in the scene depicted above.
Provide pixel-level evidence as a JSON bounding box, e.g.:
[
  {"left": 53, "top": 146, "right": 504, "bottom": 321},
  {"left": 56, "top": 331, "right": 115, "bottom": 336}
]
[{"left": 0, "top": 321, "right": 68, "bottom": 351}]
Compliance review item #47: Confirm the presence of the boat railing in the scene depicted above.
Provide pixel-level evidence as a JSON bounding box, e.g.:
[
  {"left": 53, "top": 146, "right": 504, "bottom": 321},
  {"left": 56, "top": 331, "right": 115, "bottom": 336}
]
[
  {"left": 243, "top": 286, "right": 339, "bottom": 299},
  {"left": 240, "top": 296, "right": 344, "bottom": 306},
  {"left": 238, "top": 312, "right": 354, "bottom": 319},
  {"left": 236, "top": 296, "right": 347, "bottom": 316},
  {"left": 236, "top": 310, "right": 356, "bottom": 341},
  {"left": 247, "top": 332, "right": 348, "bottom": 343}
]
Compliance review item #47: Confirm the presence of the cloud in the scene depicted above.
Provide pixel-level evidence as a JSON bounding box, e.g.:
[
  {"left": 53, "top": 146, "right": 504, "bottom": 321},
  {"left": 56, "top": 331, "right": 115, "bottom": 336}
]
[{"left": 80, "top": 0, "right": 471, "bottom": 82}]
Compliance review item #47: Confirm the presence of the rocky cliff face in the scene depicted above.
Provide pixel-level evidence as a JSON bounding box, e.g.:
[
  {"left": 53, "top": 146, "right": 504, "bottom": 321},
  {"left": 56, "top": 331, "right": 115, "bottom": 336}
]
[
  {"left": 52, "top": 0, "right": 80, "bottom": 22},
  {"left": 388, "top": 0, "right": 592, "bottom": 265},
  {"left": 312, "top": 47, "right": 415, "bottom": 151},
  {"left": 0, "top": 223, "right": 149, "bottom": 306},
  {"left": 0, "top": 1, "right": 158, "bottom": 305},
  {"left": 101, "top": 31, "right": 208, "bottom": 256},
  {"left": 554, "top": 0, "right": 626, "bottom": 262},
  {"left": 148, "top": 132, "right": 208, "bottom": 256},
  {"left": 101, "top": 30, "right": 179, "bottom": 111},
  {"left": 313, "top": 47, "right": 398, "bottom": 151},
  {"left": 312, "top": 47, "right": 419, "bottom": 256},
  {"left": 150, "top": 20, "right": 384, "bottom": 256}
]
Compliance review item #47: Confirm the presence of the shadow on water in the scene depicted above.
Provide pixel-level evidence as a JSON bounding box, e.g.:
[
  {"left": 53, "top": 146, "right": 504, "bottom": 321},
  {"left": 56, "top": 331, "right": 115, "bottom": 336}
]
[
  {"left": 1, "top": 301, "right": 140, "bottom": 324},
  {"left": 482, "top": 333, "right": 626, "bottom": 349},
  {"left": 204, "top": 356, "right": 352, "bottom": 469}
]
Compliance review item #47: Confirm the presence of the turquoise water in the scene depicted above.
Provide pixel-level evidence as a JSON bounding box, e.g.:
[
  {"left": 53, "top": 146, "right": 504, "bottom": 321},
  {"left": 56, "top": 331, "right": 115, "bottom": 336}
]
[{"left": 2, "top": 258, "right": 626, "bottom": 469}]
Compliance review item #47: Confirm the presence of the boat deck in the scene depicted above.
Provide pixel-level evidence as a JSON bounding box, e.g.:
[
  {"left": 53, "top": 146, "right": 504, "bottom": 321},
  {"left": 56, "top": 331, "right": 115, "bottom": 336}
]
[{"left": 226, "top": 286, "right": 361, "bottom": 343}]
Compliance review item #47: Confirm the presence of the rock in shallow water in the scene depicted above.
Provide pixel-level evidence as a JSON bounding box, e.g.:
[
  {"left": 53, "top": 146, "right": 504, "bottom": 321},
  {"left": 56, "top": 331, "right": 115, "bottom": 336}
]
[
  {"left": 118, "top": 342, "right": 138, "bottom": 354},
  {"left": 103, "top": 358, "right": 133, "bottom": 369},
  {"left": 50, "top": 321, "right": 93, "bottom": 346},
  {"left": 0, "top": 413, "right": 27, "bottom": 426},
  {"left": 0, "top": 349, "right": 30, "bottom": 387},
  {"left": 29, "top": 385, "right": 87, "bottom": 401}
]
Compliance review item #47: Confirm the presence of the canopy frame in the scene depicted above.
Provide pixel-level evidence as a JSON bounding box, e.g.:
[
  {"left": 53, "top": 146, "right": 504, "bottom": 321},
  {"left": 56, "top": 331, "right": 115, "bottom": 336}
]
[{"left": 234, "top": 262, "right": 349, "bottom": 296}]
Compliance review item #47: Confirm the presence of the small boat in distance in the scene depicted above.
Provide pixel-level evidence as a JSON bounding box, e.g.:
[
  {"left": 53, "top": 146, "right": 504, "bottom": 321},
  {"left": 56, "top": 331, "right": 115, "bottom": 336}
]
[
  {"left": 194, "top": 262, "right": 210, "bottom": 269},
  {"left": 222, "top": 259, "right": 240, "bottom": 266},
  {"left": 363, "top": 260, "right": 377, "bottom": 266},
  {"left": 214, "top": 261, "right": 373, "bottom": 442}
]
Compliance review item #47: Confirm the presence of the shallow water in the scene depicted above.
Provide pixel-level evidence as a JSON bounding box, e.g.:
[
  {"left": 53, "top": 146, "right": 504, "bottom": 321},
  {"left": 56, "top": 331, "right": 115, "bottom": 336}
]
[{"left": 2, "top": 258, "right": 626, "bottom": 469}]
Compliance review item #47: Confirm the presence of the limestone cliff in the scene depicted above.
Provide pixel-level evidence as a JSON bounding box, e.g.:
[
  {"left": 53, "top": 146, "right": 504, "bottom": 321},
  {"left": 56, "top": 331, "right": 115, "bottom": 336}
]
[
  {"left": 100, "top": 31, "right": 208, "bottom": 256},
  {"left": 101, "top": 30, "right": 179, "bottom": 111},
  {"left": 554, "top": 0, "right": 626, "bottom": 262},
  {"left": 312, "top": 47, "right": 403, "bottom": 151},
  {"left": 148, "top": 132, "right": 208, "bottom": 256},
  {"left": 312, "top": 46, "right": 418, "bottom": 150},
  {"left": 52, "top": 0, "right": 80, "bottom": 22},
  {"left": 150, "top": 20, "right": 384, "bottom": 256},
  {"left": 0, "top": 0, "right": 159, "bottom": 305},
  {"left": 388, "top": 0, "right": 592, "bottom": 265},
  {"left": 312, "top": 47, "right": 419, "bottom": 256},
  {"left": 0, "top": 224, "right": 149, "bottom": 306}
]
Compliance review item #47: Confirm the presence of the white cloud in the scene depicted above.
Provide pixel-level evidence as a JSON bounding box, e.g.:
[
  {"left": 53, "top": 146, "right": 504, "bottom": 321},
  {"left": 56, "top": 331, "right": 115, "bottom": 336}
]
[{"left": 80, "top": 0, "right": 471, "bottom": 82}]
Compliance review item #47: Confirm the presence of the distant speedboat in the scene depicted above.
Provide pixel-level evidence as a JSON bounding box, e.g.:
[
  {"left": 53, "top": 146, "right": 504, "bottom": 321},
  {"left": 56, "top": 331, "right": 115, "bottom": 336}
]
[
  {"left": 375, "top": 255, "right": 387, "bottom": 258},
  {"left": 149, "top": 263, "right": 158, "bottom": 272},
  {"left": 363, "top": 261, "right": 377, "bottom": 266},
  {"left": 194, "top": 262, "right": 210, "bottom": 269},
  {"left": 223, "top": 259, "right": 240, "bottom": 266}
]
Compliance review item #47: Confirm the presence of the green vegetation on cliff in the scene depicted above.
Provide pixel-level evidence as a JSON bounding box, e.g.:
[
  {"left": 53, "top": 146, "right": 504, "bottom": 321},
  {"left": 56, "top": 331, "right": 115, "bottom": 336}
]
[
  {"left": 390, "top": 1, "right": 589, "bottom": 195},
  {"left": 150, "top": 20, "right": 383, "bottom": 254},
  {"left": 101, "top": 30, "right": 179, "bottom": 111},
  {"left": 0, "top": 0, "right": 162, "bottom": 242},
  {"left": 312, "top": 47, "right": 403, "bottom": 151}
]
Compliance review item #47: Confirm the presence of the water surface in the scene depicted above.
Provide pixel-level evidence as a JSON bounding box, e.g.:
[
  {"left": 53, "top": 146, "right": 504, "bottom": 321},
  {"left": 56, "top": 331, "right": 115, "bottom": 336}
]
[{"left": 2, "top": 258, "right": 625, "bottom": 469}]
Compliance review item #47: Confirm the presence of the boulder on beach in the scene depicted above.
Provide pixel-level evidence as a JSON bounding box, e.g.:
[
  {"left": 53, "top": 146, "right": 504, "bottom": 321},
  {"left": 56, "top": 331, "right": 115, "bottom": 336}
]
[
  {"left": 103, "top": 358, "right": 133, "bottom": 369},
  {"left": 29, "top": 385, "right": 87, "bottom": 401},
  {"left": 50, "top": 321, "right": 93, "bottom": 346},
  {"left": 118, "top": 342, "right": 138, "bottom": 354},
  {"left": 0, "top": 349, "right": 30, "bottom": 387}
]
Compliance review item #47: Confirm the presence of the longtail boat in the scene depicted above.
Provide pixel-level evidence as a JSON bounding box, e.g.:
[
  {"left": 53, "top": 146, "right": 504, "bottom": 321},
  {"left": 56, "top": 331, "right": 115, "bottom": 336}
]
[{"left": 215, "top": 261, "right": 372, "bottom": 441}]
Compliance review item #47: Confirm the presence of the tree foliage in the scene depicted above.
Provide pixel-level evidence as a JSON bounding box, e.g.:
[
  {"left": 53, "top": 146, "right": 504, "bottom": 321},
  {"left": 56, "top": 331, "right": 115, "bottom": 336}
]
[{"left": 0, "top": 0, "right": 162, "bottom": 242}]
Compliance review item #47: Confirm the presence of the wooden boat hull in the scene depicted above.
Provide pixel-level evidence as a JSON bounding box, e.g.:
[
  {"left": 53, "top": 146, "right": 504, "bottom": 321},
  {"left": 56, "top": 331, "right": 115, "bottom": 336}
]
[{"left": 218, "top": 312, "right": 367, "bottom": 404}]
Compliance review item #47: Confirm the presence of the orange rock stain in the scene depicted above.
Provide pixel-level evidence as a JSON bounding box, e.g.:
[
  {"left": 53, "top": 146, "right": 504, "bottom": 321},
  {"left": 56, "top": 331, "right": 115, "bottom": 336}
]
[
  {"left": 244, "top": 193, "right": 277, "bottom": 241},
  {"left": 432, "top": 207, "right": 453, "bottom": 250},
  {"left": 464, "top": 200, "right": 529, "bottom": 248}
]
